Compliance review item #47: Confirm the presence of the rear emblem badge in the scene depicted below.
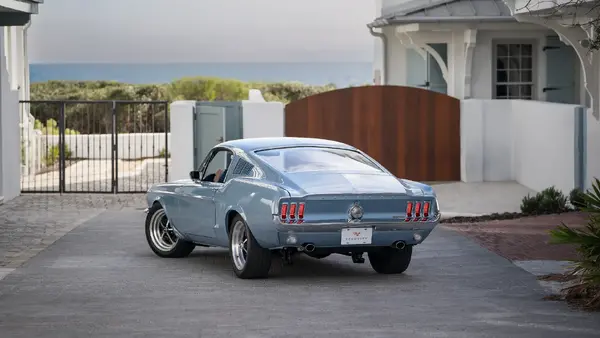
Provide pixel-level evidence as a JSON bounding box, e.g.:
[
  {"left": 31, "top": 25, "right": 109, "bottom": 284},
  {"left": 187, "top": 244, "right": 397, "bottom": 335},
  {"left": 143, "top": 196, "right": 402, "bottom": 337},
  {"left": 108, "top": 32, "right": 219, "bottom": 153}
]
[{"left": 348, "top": 203, "right": 364, "bottom": 221}]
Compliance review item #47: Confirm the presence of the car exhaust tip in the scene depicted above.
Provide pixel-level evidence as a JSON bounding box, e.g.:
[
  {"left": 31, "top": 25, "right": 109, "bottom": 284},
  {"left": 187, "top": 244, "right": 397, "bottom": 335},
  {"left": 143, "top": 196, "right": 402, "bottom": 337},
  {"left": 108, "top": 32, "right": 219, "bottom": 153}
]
[
  {"left": 303, "top": 243, "right": 316, "bottom": 252},
  {"left": 392, "top": 241, "right": 406, "bottom": 250}
]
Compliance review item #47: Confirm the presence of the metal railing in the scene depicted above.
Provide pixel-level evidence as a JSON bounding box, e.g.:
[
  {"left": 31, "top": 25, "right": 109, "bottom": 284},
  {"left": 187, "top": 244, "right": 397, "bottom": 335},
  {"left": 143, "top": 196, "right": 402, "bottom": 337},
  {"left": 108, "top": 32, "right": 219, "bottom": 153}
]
[{"left": 19, "top": 100, "right": 170, "bottom": 193}]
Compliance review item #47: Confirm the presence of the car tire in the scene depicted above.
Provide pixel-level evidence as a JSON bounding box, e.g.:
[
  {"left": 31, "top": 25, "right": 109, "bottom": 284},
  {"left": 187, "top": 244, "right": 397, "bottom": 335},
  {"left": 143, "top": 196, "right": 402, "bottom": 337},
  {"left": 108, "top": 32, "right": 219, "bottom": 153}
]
[
  {"left": 145, "top": 202, "right": 195, "bottom": 258},
  {"left": 367, "top": 245, "right": 412, "bottom": 274},
  {"left": 228, "top": 215, "right": 272, "bottom": 279}
]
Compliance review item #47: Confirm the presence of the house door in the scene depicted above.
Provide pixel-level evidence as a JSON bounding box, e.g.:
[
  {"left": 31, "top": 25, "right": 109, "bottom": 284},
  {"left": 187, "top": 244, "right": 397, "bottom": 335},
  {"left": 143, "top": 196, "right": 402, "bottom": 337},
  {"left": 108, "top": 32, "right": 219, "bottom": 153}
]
[
  {"left": 406, "top": 43, "right": 447, "bottom": 94},
  {"left": 544, "top": 35, "right": 577, "bottom": 104}
]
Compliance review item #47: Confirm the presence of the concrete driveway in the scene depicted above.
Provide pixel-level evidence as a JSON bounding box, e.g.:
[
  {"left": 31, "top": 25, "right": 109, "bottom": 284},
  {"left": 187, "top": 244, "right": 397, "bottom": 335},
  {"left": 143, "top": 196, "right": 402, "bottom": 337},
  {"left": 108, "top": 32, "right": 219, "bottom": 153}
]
[
  {"left": 432, "top": 181, "right": 536, "bottom": 216},
  {"left": 0, "top": 207, "right": 599, "bottom": 338}
]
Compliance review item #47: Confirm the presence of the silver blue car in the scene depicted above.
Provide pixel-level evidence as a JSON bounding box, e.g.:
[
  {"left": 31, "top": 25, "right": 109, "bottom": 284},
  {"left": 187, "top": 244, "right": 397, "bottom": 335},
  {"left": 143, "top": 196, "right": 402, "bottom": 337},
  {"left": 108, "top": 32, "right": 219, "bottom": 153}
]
[{"left": 144, "top": 137, "right": 441, "bottom": 279}]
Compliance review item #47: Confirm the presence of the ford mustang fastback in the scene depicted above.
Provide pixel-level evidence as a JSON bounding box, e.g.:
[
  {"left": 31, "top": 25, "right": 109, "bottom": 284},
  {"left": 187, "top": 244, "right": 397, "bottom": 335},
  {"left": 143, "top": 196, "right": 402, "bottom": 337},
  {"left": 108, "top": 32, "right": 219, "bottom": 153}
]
[{"left": 144, "top": 137, "right": 440, "bottom": 279}]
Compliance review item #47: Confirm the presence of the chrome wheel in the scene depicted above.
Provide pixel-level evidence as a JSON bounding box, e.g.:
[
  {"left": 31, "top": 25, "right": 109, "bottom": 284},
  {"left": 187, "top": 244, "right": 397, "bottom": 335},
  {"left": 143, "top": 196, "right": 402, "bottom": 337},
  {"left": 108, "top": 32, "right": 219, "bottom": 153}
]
[
  {"left": 231, "top": 220, "right": 248, "bottom": 270},
  {"left": 149, "top": 209, "right": 178, "bottom": 252}
]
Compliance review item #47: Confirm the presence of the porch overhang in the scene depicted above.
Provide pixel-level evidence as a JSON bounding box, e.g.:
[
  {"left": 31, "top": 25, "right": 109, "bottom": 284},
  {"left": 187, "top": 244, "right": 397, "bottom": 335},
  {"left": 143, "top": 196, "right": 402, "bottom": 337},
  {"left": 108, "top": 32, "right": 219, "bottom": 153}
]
[
  {"left": 0, "top": 0, "right": 42, "bottom": 14},
  {"left": 368, "top": 0, "right": 515, "bottom": 28}
]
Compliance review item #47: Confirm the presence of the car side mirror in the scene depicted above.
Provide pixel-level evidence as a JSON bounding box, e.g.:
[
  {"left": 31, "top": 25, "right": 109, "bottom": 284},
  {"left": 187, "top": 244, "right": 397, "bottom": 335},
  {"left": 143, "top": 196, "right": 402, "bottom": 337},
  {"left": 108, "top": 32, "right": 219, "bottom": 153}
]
[{"left": 189, "top": 171, "right": 200, "bottom": 180}]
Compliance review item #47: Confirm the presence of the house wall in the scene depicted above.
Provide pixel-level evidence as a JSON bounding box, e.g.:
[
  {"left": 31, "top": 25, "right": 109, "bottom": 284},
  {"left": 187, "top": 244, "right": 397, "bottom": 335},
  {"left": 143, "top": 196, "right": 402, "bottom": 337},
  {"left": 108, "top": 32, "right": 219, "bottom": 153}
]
[
  {"left": 0, "top": 28, "right": 21, "bottom": 201},
  {"left": 461, "top": 99, "right": 586, "bottom": 194},
  {"left": 381, "top": 23, "right": 584, "bottom": 103}
]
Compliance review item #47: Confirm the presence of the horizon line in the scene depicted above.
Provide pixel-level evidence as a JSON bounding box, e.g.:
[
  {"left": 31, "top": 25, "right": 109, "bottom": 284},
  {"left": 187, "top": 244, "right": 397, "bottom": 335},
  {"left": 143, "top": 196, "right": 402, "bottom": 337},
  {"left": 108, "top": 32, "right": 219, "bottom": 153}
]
[{"left": 30, "top": 61, "right": 373, "bottom": 65}]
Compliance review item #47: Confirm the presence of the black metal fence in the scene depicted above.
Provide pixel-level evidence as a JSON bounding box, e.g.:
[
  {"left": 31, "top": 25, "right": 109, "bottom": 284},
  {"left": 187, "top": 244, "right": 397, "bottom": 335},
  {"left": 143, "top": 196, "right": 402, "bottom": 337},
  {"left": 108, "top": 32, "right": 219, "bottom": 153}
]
[{"left": 19, "top": 100, "right": 170, "bottom": 193}]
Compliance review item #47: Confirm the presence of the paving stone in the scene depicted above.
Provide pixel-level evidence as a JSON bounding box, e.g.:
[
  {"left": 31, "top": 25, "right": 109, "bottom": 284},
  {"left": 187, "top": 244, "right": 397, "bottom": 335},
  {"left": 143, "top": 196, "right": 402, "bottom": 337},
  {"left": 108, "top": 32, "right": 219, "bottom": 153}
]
[{"left": 0, "top": 194, "right": 146, "bottom": 270}]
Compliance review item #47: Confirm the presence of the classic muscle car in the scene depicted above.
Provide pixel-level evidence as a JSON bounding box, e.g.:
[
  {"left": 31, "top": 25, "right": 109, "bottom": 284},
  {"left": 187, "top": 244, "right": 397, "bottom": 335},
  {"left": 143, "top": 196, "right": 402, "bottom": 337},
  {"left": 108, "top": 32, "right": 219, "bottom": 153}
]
[{"left": 144, "top": 137, "right": 441, "bottom": 279}]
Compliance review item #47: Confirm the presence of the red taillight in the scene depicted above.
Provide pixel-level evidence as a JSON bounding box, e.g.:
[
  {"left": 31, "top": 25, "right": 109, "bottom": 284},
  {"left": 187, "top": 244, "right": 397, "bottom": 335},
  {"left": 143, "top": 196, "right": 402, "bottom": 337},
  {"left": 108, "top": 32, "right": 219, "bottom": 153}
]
[
  {"left": 298, "top": 203, "right": 305, "bottom": 220},
  {"left": 289, "top": 203, "right": 297, "bottom": 220},
  {"left": 424, "top": 202, "right": 430, "bottom": 218},
  {"left": 405, "top": 201, "right": 413, "bottom": 221},
  {"left": 280, "top": 203, "right": 288, "bottom": 220}
]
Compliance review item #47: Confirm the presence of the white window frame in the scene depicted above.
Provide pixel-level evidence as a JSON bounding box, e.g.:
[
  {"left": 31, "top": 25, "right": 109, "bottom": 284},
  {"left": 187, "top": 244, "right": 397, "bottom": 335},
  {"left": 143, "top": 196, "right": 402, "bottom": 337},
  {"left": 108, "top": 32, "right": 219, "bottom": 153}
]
[{"left": 492, "top": 39, "right": 537, "bottom": 100}]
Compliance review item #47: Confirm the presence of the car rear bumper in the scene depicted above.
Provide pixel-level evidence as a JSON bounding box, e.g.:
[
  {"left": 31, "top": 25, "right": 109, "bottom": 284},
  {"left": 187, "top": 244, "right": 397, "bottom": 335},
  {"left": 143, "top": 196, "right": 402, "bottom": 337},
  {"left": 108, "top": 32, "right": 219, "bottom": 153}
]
[{"left": 267, "top": 217, "right": 439, "bottom": 249}]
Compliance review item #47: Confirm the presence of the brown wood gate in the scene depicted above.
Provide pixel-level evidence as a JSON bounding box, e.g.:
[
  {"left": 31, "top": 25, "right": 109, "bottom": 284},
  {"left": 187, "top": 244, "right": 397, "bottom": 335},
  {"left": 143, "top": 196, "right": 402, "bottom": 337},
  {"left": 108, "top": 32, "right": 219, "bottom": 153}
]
[{"left": 284, "top": 85, "right": 460, "bottom": 182}]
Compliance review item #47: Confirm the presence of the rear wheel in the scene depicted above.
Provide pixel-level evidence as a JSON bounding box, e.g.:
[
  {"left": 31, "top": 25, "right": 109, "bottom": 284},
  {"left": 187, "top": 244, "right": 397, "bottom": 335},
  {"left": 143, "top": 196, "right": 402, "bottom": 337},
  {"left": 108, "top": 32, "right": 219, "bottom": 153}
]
[
  {"left": 145, "top": 203, "right": 195, "bottom": 258},
  {"left": 368, "top": 245, "right": 412, "bottom": 274},
  {"left": 229, "top": 215, "right": 272, "bottom": 279}
]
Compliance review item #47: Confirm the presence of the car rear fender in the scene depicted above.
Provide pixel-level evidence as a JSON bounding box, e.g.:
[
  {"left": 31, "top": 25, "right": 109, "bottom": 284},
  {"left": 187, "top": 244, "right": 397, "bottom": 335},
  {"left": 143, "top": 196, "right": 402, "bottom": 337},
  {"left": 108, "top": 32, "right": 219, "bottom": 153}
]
[{"left": 220, "top": 178, "right": 291, "bottom": 248}]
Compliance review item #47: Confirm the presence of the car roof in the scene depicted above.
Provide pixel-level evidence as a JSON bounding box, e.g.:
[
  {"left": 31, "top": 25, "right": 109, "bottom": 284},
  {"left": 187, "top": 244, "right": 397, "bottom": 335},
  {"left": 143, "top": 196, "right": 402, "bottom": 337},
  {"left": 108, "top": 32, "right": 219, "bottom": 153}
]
[{"left": 219, "top": 137, "right": 356, "bottom": 152}]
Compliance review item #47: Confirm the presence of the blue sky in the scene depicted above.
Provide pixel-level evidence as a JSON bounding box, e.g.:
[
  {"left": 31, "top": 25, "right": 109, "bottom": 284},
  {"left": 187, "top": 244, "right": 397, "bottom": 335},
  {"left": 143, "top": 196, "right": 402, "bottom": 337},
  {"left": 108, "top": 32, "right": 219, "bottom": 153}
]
[{"left": 28, "top": 0, "right": 376, "bottom": 63}]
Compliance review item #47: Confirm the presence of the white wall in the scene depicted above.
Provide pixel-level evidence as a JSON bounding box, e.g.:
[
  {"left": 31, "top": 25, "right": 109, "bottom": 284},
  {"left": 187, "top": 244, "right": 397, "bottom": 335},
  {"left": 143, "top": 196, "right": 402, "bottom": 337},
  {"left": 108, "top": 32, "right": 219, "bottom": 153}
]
[
  {"left": 168, "top": 101, "right": 195, "bottom": 182},
  {"left": 0, "top": 28, "right": 22, "bottom": 201},
  {"left": 461, "top": 99, "right": 584, "bottom": 194},
  {"left": 586, "top": 109, "right": 600, "bottom": 190},
  {"left": 241, "top": 101, "right": 284, "bottom": 139},
  {"left": 36, "top": 133, "right": 171, "bottom": 160}
]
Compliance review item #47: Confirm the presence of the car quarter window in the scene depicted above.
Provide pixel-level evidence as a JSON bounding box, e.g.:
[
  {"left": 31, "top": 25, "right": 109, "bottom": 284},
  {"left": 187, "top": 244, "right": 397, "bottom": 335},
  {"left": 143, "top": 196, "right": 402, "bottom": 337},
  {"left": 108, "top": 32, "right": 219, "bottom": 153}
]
[
  {"left": 254, "top": 147, "right": 382, "bottom": 173},
  {"left": 201, "top": 149, "right": 234, "bottom": 183}
]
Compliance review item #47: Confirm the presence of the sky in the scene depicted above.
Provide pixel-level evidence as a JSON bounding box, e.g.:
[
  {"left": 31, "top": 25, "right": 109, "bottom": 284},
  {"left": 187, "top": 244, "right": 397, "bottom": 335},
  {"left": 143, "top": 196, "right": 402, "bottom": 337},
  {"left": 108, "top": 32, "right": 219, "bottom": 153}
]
[{"left": 28, "top": 0, "right": 376, "bottom": 63}]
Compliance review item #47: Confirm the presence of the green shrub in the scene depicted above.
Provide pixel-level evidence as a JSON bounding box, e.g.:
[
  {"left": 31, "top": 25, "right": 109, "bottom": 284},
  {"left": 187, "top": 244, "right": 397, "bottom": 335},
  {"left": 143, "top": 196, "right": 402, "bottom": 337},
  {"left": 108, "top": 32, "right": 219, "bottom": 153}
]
[
  {"left": 43, "top": 144, "right": 72, "bottom": 166},
  {"left": 158, "top": 147, "right": 170, "bottom": 158},
  {"left": 570, "top": 188, "right": 587, "bottom": 210},
  {"left": 521, "top": 194, "right": 543, "bottom": 215},
  {"left": 550, "top": 178, "right": 600, "bottom": 310},
  {"left": 520, "top": 186, "right": 569, "bottom": 215}
]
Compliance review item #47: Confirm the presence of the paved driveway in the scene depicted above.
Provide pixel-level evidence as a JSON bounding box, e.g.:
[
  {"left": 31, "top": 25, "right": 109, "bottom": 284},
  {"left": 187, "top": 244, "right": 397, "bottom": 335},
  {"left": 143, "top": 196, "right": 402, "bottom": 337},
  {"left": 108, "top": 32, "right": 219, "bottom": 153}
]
[{"left": 0, "top": 207, "right": 599, "bottom": 338}]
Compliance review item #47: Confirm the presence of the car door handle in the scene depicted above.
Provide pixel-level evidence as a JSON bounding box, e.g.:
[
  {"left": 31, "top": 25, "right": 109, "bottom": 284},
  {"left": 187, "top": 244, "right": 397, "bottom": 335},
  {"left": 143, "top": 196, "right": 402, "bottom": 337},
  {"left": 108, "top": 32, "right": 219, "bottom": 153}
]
[{"left": 174, "top": 187, "right": 182, "bottom": 193}]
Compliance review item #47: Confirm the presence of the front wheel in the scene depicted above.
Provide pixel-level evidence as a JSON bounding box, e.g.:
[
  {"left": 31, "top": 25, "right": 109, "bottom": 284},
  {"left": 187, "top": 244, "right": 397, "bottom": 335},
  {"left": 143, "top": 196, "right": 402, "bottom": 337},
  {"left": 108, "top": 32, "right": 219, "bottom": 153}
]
[
  {"left": 229, "top": 215, "right": 272, "bottom": 279},
  {"left": 368, "top": 245, "right": 413, "bottom": 274},
  {"left": 145, "top": 203, "right": 195, "bottom": 258}
]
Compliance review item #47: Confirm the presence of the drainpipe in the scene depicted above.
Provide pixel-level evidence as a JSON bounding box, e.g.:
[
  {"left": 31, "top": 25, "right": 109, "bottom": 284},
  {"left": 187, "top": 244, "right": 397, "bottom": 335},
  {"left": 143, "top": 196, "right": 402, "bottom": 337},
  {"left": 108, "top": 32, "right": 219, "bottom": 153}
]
[
  {"left": 21, "top": 19, "right": 32, "bottom": 175},
  {"left": 23, "top": 19, "right": 31, "bottom": 103},
  {"left": 368, "top": 26, "right": 388, "bottom": 85}
]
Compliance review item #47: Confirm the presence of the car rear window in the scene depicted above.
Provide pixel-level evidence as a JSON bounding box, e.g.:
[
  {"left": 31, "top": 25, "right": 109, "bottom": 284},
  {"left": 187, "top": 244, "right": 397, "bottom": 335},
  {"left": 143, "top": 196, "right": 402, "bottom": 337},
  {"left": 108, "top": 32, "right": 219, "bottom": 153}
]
[{"left": 254, "top": 147, "right": 382, "bottom": 173}]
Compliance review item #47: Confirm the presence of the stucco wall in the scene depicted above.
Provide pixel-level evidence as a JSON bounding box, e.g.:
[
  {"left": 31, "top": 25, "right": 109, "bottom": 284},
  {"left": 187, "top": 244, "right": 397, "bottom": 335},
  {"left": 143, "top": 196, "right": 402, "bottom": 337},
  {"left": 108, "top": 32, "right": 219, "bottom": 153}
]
[
  {"left": 0, "top": 28, "right": 21, "bottom": 201},
  {"left": 461, "top": 99, "right": 586, "bottom": 194},
  {"left": 381, "top": 23, "right": 573, "bottom": 102}
]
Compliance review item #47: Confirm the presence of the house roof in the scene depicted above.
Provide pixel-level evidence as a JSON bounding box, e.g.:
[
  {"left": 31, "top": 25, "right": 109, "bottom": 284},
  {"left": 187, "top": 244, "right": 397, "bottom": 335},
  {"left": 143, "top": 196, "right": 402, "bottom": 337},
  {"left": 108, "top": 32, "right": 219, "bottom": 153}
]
[{"left": 368, "top": 0, "right": 515, "bottom": 28}]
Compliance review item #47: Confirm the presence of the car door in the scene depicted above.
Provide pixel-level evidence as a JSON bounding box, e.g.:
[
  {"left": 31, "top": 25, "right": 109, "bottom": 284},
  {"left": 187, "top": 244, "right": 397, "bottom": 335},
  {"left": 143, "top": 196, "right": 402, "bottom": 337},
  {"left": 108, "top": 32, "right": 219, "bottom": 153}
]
[{"left": 176, "top": 148, "right": 232, "bottom": 239}]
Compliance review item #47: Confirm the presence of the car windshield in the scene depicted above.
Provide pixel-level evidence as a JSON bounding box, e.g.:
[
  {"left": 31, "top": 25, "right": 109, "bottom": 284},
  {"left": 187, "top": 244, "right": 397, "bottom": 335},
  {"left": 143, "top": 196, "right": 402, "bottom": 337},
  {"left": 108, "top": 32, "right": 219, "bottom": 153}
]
[{"left": 254, "top": 147, "right": 382, "bottom": 173}]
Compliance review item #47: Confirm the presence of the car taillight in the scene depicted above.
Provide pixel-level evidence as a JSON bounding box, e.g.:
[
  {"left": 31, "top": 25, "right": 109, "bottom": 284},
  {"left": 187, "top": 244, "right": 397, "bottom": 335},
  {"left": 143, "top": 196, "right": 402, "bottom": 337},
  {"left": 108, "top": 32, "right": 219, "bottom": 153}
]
[
  {"left": 298, "top": 203, "right": 305, "bottom": 223},
  {"left": 405, "top": 201, "right": 413, "bottom": 222},
  {"left": 280, "top": 203, "right": 288, "bottom": 220},
  {"left": 424, "top": 201, "right": 430, "bottom": 218},
  {"left": 289, "top": 203, "right": 297, "bottom": 221},
  {"left": 279, "top": 201, "right": 305, "bottom": 223},
  {"left": 415, "top": 202, "right": 421, "bottom": 219}
]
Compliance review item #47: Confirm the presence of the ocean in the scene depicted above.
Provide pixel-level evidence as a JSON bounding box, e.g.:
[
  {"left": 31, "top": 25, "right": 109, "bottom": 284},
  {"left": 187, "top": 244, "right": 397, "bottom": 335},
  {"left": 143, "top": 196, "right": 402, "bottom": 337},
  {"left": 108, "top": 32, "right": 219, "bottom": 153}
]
[{"left": 29, "top": 62, "right": 373, "bottom": 87}]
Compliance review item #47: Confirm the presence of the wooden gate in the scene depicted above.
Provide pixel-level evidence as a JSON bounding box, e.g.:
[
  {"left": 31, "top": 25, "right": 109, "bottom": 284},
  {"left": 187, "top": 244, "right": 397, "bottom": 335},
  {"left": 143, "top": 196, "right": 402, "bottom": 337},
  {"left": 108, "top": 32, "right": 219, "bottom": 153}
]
[{"left": 284, "top": 85, "right": 460, "bottom": 182}]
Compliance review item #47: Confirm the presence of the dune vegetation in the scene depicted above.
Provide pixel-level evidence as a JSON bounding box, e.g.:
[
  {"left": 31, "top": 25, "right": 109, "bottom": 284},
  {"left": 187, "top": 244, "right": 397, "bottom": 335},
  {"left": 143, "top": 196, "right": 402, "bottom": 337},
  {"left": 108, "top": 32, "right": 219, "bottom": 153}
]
[{"left": 30, "top": 77, "right": 338, "bottom": 104}]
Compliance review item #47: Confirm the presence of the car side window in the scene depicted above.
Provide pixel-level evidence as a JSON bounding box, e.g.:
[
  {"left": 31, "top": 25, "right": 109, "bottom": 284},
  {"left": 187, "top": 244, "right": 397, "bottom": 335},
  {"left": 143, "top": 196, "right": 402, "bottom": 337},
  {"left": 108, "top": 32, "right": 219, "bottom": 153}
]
[{"left": 201, "top": 149, "right": 234, "bottom": 183}]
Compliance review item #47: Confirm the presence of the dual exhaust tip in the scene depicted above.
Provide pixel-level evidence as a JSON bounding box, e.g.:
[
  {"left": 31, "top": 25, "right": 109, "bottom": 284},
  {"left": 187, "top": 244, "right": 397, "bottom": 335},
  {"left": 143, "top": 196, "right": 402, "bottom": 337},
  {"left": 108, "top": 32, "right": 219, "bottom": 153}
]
[
  {"left": 392, "top": 241, "right": 406, "bottom": 250},
  {"left": 301, "top": 243, "right": 316, "bottom": 252},
  {"left": 300, "top": 241, "right": 405, "bottom": 252}
]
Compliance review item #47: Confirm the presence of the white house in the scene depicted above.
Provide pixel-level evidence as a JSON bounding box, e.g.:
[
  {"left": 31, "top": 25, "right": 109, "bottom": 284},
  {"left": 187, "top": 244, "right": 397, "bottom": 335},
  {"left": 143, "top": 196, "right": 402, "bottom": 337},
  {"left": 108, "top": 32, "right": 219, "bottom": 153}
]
[
  {"left": 368, "top": 0, "right": 600, "bottom": 194},
  {"left": 0, "top": 0, "right": 43, "bottom": 203}
]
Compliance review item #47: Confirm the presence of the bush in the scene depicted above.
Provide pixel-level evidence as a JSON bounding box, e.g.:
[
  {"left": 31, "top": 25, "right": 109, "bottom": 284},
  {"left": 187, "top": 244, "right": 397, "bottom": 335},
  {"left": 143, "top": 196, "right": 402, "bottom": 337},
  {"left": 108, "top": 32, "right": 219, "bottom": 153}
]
[
  {"left": 570, "top": 188, "right": 587, "bottom": 210},
  {"left": 43, "top": 144, "right": 72, "bottom": 167},
  {"left": 158, "top": 147, "right": 170, "bottom": 158},
  {"left": 520, "top": 186, "right": 569, "bottom": 215},
  {"left": 550, "top": 178, "right": 600, "bottom": 310},
  {"left": 30, "top": 79, "right": 336, "bottom": 135}
]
